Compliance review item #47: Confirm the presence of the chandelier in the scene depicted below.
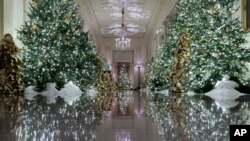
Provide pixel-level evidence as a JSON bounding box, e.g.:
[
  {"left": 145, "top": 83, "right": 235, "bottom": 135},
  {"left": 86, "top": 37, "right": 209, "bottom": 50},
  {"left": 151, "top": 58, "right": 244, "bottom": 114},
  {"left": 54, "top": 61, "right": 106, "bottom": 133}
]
[
  {"left": 116, "top": 37, "right": 130, "bottom": 50},
  {"left": 101, "top": 1, "right": 145, "bottom": 37}
]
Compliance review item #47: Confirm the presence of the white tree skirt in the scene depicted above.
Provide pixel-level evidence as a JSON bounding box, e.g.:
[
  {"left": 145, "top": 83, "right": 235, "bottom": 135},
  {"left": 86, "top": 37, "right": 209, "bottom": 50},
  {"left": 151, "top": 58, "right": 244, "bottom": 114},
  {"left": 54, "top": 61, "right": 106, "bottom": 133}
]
[
  {"left": 24, "top": 81, "right": 84, "bottom": 105},
  {"left": 204, "top": 76, "right": 246, "bottom": 111},
  {"left": 151, "top": 75, "right": 246, "bottom": 111},
  {"left": 205, "top": 76, "right": 245, "bottom": 100}
]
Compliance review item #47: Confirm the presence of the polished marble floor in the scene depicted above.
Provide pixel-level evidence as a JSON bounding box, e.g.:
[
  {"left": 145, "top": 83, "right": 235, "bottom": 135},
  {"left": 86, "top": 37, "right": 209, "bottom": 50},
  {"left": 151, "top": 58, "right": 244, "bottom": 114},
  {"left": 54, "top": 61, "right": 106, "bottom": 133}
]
[
  {"left": 95, "top": 91, "right": 161, "bottom": 141},
  {"left": 1, "top": 90, "right": 250, "bottom": 141},
  {"left": 0, "top": 90, "right": 161, "bottom": 141}
]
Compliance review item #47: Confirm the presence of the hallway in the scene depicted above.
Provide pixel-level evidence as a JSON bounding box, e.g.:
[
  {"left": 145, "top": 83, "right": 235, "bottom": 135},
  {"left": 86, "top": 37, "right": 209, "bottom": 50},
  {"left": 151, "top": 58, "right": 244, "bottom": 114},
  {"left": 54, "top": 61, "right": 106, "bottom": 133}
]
[
  {"left": 1, "top": 0, "right": 250, "bottom": 141},
  {"left": 95, "top": 90, "right": 160, "bottom": 141}
]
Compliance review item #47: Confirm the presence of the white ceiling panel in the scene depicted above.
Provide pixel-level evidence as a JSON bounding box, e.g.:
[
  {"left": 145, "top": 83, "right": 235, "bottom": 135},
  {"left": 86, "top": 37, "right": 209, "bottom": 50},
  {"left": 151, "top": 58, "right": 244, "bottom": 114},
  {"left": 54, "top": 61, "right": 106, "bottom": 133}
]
[{"left": 76, "top": 0, "right": 177, "bottom": 39}]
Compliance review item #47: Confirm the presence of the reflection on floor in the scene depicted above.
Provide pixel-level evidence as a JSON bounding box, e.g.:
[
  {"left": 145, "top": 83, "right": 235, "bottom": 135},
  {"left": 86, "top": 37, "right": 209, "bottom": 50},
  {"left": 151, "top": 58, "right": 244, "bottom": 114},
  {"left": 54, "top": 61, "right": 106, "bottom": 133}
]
[
  {"left": 95, "top": 90, "right": 161, "bottom": 141},
  {"left": 145, "top": 91, "right": 250, "bottom": 141},
  {"left": 0, "top": 90, "right": 161, "bottom": 141},
  {"left": 1, "top": 89, "right": 250, "bottom": 141}
]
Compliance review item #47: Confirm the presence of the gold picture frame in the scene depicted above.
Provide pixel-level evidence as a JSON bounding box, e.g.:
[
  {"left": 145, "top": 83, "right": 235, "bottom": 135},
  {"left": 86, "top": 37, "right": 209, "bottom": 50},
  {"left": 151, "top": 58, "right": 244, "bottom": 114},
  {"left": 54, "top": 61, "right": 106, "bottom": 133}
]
[{"left": 242, "top": 0, "right": 250, "bottom": 31}]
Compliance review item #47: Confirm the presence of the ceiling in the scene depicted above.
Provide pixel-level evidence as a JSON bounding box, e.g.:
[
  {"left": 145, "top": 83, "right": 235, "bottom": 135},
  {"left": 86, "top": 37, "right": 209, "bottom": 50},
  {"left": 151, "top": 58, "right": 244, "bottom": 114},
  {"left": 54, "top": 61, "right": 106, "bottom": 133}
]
[
  {"left": 89, "top": 0, "right": 159, "bottom": 38},
  {"left": 76, "top": 0, "right": 177, "bottom": 40}
]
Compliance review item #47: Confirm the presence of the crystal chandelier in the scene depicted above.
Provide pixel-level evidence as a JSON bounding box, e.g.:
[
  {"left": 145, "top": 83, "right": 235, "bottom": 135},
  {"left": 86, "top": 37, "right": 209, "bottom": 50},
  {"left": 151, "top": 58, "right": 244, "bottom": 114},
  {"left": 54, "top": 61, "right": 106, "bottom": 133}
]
[
  {"left": 116, "top": 37, "right": 130, "bottom": 50},
  {"left": 101, "top": 1, "right": 145, "bottom": 37}
]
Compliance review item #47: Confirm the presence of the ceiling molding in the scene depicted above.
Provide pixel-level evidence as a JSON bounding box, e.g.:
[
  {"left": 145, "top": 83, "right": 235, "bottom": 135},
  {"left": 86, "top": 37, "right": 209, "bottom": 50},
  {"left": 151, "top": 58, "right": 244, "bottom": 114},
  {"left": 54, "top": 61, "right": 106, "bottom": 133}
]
[
  {"left": 145, "top": 0, "right": 177, "bottom": 39},
  {"left": 76, "top": 0, "right": 177, "bottom": 48}
]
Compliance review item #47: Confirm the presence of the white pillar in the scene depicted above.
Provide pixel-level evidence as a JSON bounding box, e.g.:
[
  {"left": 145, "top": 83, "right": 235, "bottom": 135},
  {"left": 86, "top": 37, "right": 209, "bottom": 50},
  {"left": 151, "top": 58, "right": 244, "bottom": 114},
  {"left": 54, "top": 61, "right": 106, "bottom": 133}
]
[
  {"left": 0, "top": 0, "right": 3, "bottom": 37},
  {"left": 3, "top": 0, "right": 14, "bottom": 35},
  {"left": 3, "top": 0, "right": 26, "bottom": 47}
]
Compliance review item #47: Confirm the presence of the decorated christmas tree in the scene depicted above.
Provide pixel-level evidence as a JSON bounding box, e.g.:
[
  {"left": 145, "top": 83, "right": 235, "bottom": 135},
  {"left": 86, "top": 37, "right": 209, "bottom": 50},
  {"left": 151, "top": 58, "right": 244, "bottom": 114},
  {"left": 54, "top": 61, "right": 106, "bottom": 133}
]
[
  {"left": 145, "top": 0, "right": 250, "bottom": 92},
  {"left": 93, "top": 54, "right": 114, "bottom": 114},
  {"left": 117, "top": 64, "right": 131, "bottom": 88},
  {"left": 143, "top": 43, "right": 172, "bottom": 90},
  {"left": 94, "top": 54, "right": 113, "bottom": 93},
  {"left": 18, "top": 0, "right": 98, "bottom": 91},
  {"left": 0, "top": 34, "right": 24, "bottom": 112},
  {"left": 0, "top": 34, "right": 24, "bottom": 95}
]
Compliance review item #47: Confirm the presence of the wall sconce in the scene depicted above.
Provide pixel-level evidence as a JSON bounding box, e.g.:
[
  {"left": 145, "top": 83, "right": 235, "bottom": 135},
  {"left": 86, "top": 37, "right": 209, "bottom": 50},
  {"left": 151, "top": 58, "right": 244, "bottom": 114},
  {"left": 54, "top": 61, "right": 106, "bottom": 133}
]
[{"left": 108, "top": 63, "right": 112, "bottom": 70}]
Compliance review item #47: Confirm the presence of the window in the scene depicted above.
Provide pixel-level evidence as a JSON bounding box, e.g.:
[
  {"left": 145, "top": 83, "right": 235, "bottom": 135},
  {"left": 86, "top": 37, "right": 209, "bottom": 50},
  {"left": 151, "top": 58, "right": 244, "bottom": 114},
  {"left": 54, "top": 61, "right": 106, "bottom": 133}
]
[{"left": 242, "top": 0, "right": 250, "bottom": 31}]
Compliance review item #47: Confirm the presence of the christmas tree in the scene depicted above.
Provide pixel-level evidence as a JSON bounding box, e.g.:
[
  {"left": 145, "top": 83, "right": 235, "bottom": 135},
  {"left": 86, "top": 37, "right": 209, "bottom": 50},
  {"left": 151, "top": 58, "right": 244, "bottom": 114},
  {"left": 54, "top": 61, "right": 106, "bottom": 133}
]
[
  {"left": 117, "top": 64, "right": 131, "bottom": 88},
  {"left": 0, "top": 34, "right": 24, "bottom": 112},
  {"left": 94, "top": 54, "right": 113, "bottom": 93},
  {"left": 0, "top": 34, "right": 24, "bottom": 95},
  {"left": 145, "top": 0, "right": 250, "bottom": 92},
  {"left": 93, "top": 54, "right": 114, "bottom": 115},
  {"left": 18, "top": 0, "right": 98, "bottom": 91},
  {"left": 144, "top": 43, "right": 171, "bottom": 90}
]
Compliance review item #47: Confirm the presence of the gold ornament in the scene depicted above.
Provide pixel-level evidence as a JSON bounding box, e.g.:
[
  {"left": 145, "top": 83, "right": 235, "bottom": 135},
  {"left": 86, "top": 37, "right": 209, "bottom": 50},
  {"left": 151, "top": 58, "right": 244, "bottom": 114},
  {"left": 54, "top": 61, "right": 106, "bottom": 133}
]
[{"left": 64, "top": 11, "right": 72, "bottom": 25}]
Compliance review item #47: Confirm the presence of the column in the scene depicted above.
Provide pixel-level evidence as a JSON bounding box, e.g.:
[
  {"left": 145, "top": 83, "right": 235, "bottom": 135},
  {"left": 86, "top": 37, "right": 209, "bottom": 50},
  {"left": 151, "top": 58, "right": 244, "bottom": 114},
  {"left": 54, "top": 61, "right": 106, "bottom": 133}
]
[
  {"left": 3, "top": 0, "right": 25, "bottom": 47},
  {"left": 0, "top": 0, "right": 3, "bottom": 36}
]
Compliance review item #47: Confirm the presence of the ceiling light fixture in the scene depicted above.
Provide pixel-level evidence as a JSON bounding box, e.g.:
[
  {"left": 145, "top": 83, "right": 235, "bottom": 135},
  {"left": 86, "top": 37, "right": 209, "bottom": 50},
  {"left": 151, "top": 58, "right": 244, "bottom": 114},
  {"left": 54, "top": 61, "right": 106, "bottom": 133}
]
[
  {"left": 104, "top": 4, "right": 150, "bottom": 20},
  {"left": 101, "top": 4, "right": 145, "bottom": 37},
  {"left": 116, "top": 37, "right": 131, "bottom": 50}
]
